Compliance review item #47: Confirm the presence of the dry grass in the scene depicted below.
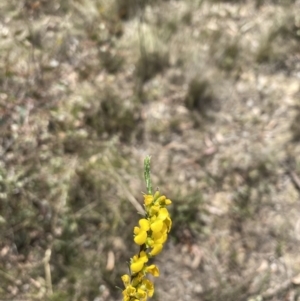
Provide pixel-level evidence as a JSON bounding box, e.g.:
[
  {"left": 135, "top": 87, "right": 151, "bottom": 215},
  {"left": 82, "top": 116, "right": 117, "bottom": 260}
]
[{"left": 1, "top": 0, "right": 300, "bottom": 301}]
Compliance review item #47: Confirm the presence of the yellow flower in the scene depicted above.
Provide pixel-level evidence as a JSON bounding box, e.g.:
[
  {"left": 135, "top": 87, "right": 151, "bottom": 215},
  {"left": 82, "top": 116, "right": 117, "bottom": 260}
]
[
  {"left": 145, "top": 264, "right": 159, "bottom": 277},
  {"left": 144, "top": 194, "right": 154, "bottom": 206},
  {"left": 136, "top": 288, "right": 147, "bottom": 299},
  {"left": 122, "top": 285, "right": 136, "bottom": 300},
  {"left": 150, "top": 219, "right": 164, "bottom": 233},
  {"left": 150, "top": 207, "right": 171, "bottom": 233},
  {"left": 141, "top": 279, "right": 154, "bottom": 297},
  {"left": 134, "top": 231, "right": 147, "bottom": 245},
  {"left": 134, "top": 219, "right": 150, "bottom": 245},
  {"left": 130, "top": 251, "right": 148, "bottom": 273},
  {"left": 159, "top": 198, "right": 172, "bottom": 206},
  {"left": 165, "top": 198, "right": 172, "bottom": 205},
  {"left": 131, "top": 272, "right": 144, "bottom": 287},
  {"left": 158, "top": 208, "right": 172, "bottom": 232},
  {"left": 150, "top": 243, "right": 163, "bottom": 256},
  {"left": 152, "top": 230, "right": 167, "bottom": 244},
  {"left": 121, "top": 274, "right": 130, "bottom": 287},
  {"left": 153, "top": 194, "right": 172, "bottom": 207},
  {"left": 155, "top": 195, "right": 166, "bottom": 204},
  {"left": 139, "top": 218, "right": 150, "bottom": 230},
  {"left": 130, "top": 260, "right": 144, "bottom": 273},
  {"left": 158, "top": 207, "right": 169, "bottom": 220}
]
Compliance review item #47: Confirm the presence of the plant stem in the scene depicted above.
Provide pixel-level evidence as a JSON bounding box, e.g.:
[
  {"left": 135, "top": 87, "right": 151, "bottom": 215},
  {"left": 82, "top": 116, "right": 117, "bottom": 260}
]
[{"left": 144, "top": 156, "right": 152, "bottom": 195}]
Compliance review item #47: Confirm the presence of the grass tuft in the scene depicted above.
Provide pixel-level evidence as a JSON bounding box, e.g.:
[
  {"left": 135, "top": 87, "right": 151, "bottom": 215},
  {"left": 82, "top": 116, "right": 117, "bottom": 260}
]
[{"left": 184, "top": 77, "right": 216, "bottom": 115}]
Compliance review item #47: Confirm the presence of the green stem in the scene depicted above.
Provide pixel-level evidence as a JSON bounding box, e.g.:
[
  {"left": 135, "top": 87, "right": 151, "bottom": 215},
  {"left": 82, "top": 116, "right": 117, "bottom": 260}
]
[{"left": 144, "top": 156, "right": 152, "bottom": 195}]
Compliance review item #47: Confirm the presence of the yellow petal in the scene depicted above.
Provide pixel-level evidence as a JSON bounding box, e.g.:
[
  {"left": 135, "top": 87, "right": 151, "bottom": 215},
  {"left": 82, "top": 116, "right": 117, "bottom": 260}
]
[
  {"left": 164, "top": 217, "right": 172, "bottom": 232},
  {"left": 156, "top": 195, "right": 166, "bottom": 205},
  {"left": 150, "top": 244, "right": 163, "bottom": 256},
  {"left": 121, "top": 274, "right": 130, "bottom": 286},
  {"left": 131, "top": 261, "right": 144, "bottom": 273},
  {"left": 149, "top": 205, "right": 160, "bottom": 216},
  {"left": 165, "top": 198, "right": 172, "bottom": 205},
  {"left": 139, "top": 251, "right": 149, "bottom": 263},
  {"left": 158, "top": 208, "right": 169, "bottom": 220},
  {"left": 146, "top": 264, "right": 160, "bottom": 277},
  {"left": 139, "top": 218, "right": 150, "bottom": 231},
  {"left": 122, "top": 289, "right": 129, "bottom": 300},
  {"left": 152, "top": 232, "right": 167, "bottom": 244},
  {"left": 150, "top": 220, "right": 163, "bottom": 232},
  {"left": 123, "top": 286, "right": 136, "bottom": 299},
  {"left": 143, "top": 279, "right": 154, "bottom": 297},
  {"left": 134, "top": 231, "right": 147, "bottom": 245},
  {"left": 144, "top": 195, "right": 153, "bottom": 205},
  {"left": 136, "top": 288, "right": 146, "bottom": 299},
  {"left": 152, "top": 231, "right": 163, "bottom": 241}
]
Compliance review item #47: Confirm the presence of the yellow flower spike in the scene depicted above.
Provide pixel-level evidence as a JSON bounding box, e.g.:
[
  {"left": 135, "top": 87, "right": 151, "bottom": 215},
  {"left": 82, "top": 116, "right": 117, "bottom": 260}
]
[{"left": 122, "top": 157, "right": 172, "bottom": 301}]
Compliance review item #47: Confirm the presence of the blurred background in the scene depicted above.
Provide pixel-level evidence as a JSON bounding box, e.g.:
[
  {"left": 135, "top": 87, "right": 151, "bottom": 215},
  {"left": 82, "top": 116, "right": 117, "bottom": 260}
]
[{"left": 1, "top": 0, "right": 300, "bottom": 300}]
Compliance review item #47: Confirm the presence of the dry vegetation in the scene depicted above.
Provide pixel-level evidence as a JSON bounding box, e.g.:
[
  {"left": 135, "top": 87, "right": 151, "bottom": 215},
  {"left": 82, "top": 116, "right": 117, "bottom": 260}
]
[{"left": 1, "top": 0, "right": 300, "bottom": 300}]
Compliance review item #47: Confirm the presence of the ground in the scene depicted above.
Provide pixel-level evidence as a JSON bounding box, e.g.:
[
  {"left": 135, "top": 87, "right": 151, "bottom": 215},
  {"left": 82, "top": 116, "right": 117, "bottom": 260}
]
[{"left": 1, "top": 0, "right": 300, "bottom": 301}]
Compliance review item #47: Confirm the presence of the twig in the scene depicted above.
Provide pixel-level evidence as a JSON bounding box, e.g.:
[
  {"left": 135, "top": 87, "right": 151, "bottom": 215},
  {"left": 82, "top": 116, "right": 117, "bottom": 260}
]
[
  {"left": 103, "top": 156, "right": 144, "bottom": 214},
  {"left": 43, "top": 249, "right": 53, "bottom": 296},
  {"left": 290, "top": 171, "right": 300, "bottom": 192}
]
